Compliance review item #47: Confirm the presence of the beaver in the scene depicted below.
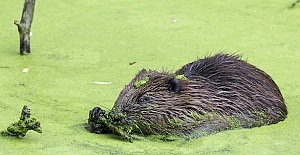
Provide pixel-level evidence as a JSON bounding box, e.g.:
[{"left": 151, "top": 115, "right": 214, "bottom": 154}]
[{"left": 88, "top": 53, "right": 287, "bottom": 142}]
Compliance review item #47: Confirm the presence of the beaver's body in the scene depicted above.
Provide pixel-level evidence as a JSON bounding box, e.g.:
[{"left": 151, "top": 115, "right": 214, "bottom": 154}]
[{"left": 88, "top": 53, "right": 287, "bottom": 141}]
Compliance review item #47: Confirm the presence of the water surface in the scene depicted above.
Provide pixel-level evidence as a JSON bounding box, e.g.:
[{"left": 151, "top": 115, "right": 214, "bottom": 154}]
[{"left": 0, "top": 0, "right": 299, "bottom": 154}]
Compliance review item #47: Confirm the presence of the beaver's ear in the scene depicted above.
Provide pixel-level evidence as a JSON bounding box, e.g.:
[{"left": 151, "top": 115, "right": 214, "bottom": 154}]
[
  {"left": 168, "top": 78, "right": 180, "bottom": 94},
  {"left": 139, "top": 69, "right": 147, "bottom": 73}
]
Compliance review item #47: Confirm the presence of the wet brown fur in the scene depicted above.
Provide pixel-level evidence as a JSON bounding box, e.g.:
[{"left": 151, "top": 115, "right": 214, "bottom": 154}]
[{"left": 110, "top": 53, "right": 287, "bottom": 137}]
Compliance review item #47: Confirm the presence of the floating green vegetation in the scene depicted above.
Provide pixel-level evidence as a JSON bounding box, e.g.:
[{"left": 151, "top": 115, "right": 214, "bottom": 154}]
[
  {"left": 190, "top": 113, "right": 203, "bottom": 121},
  {"left": 133, "top": 119, "right": 155, "bottom": 135},
  {"left": 133, "top": 75, "right": 150, "bottom": 88},
  {"left": 245, "top": 109, "right": 270, "bottom": 127},
  {"left": 189, "top": 112, "right": 213, "bottom": 123},
  {"left": 175, "top": 74, "right": 188, "bottom": 80},
  {"left": 107, "top": 117, "right": 155, "bottom": 142},
  {"left": 167, "top": 117, "right": 186, "bottom": 128},
  {"left": 225, "top": 116, "right": 242, "bottom": 129},
  {"left": 1, "top": 105, "right": 42, "bottom": 137},
  {"left": 157, "top": 134, "right": 182, "bottom": 142},
  {"left": 88, "top": 106, "right": 156, "bottom": 142},
  {"left": 183, "top": 128, "right": 210, "bottom": 140},
  {"left": 0, "top": 0, "right": 299, "bottom": 153},
  {"left": 140, "top": 106, "right": 153, "bottom": 114}
]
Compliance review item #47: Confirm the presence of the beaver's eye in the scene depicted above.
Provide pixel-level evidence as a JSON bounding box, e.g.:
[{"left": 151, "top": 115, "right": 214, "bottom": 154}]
[
  {"left": 138, "top": 96, "right": 150, "bottom": 105},
  {"left": 138, "top": 98, "right": 146, "bottom": 104}
]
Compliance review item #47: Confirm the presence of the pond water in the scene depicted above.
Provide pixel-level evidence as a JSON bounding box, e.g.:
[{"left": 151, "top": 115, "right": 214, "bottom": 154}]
[{"left": 0, "top": 0, "right": 299, "bottom": 154}]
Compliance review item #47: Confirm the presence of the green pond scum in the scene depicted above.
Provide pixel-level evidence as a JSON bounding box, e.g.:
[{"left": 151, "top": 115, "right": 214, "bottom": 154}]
[
  {"left": 1, "top": 0, "right": 300, "bottom": 154},
  {"left": 133, "top": 74, "right": 149, "bottom": 88}
]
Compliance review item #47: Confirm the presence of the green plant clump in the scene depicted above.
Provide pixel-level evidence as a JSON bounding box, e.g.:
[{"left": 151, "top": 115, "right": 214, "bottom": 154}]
[
  {"left": 134, "top": 76, "right": 149, "bottom": 88},
  {"left": 1, "top": 105, "right": 42, "bottom": 137},
  {"left": 175, "top": 74, "right": 188, "bottom": 80}
]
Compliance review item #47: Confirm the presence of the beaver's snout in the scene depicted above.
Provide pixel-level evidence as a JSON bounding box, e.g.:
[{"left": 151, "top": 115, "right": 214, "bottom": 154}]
[{"left": 87, "top": 107, "right": 111, "bottom": 134}]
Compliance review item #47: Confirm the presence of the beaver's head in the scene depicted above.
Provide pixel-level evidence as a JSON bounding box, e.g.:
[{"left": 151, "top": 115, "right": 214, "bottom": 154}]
[
  {"left": 109, "top": 69, "right": 197, "bottom": 135},
  {"left": 115, "top": 69, "right": 181, "bottom": 108}
]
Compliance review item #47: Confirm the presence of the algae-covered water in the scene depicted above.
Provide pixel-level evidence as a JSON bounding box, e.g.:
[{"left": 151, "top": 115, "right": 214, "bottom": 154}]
[{"left": 1, "top": 0, "right": 300, "bottom": 154}]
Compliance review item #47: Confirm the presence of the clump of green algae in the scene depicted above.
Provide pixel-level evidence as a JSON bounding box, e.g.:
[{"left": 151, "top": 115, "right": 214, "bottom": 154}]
[
  {"left": 133, "top": 75, "right": 150, "bottom": 88},
  {"left": 175, "top": 74, "right": 188, "bottom": 80},
  {"left": 1, "top": 105, "right": 42, "bottom": 137}
]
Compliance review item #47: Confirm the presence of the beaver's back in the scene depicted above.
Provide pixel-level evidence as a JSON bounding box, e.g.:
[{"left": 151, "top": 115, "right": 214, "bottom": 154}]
[{"left": 175, "top": 53, "right": 287, "bottom": 126}]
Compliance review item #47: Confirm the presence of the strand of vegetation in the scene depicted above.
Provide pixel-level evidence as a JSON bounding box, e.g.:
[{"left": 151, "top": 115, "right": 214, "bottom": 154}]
[{"left": 14, "top": 0, "right": 36, "bottom": 55}]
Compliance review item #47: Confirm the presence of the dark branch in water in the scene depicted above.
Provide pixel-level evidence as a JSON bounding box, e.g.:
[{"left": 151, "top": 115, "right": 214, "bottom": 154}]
[
  {"left": 289, "top": 0, "right": 300, "bottom": 9},
  {"left": 20, "top": 105, "right": 31, "bottom": 120},
  {"left": 14, "top": 0, "right": 36, "bottom": 55}
]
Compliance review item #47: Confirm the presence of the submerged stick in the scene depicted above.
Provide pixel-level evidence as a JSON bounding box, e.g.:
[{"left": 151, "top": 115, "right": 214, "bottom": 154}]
[
  {"left": 14, "top": 0, "right": 36, "bottom": 55},
  {"left": 289, "top": 0, "right": 300, "bottom": 9}
]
